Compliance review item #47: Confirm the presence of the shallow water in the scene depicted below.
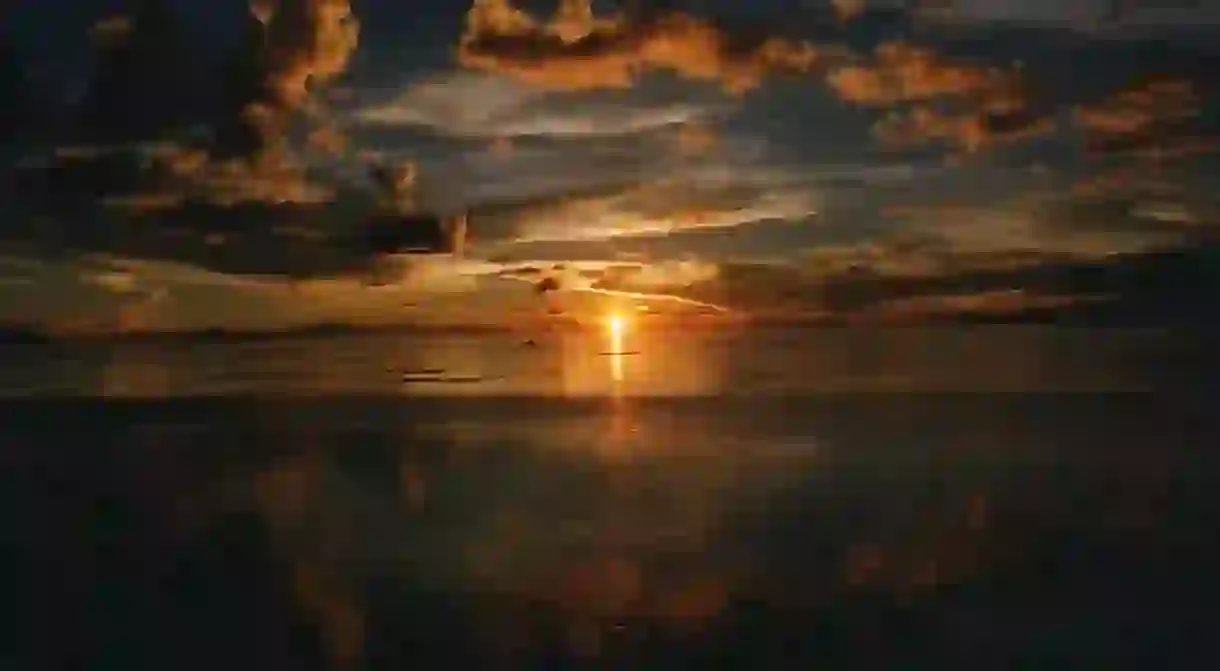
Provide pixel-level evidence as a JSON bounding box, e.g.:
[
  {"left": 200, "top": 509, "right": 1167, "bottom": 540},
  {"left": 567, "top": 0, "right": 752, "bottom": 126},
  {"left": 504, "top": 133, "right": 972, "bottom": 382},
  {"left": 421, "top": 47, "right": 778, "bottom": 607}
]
[{"left": 2, "top": 327, "right": 1218, "bottom": 669}]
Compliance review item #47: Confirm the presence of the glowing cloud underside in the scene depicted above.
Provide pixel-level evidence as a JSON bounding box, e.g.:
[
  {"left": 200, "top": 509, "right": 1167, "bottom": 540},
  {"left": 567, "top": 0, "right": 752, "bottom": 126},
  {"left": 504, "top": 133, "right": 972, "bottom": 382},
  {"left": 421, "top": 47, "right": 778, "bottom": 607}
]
[{"left": 579, "top": 287, "right": 731, "bottom": 313}]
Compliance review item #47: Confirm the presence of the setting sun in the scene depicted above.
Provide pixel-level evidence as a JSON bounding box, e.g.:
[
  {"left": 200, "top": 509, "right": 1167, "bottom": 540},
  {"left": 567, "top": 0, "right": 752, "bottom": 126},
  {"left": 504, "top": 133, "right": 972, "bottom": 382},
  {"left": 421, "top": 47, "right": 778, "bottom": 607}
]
[{"left": 607, "top": 314, "right": 625, "bottom": 336}]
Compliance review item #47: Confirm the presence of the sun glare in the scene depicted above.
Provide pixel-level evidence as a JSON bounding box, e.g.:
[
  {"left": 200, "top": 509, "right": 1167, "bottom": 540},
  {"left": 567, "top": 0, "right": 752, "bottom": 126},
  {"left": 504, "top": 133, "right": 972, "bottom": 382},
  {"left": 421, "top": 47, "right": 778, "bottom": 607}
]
[
  {"left": 607, "top": 314, "right": 625, "bottom": 336},
  {"left": 606, "top": 313, "right": 626, "bottom": 384}
]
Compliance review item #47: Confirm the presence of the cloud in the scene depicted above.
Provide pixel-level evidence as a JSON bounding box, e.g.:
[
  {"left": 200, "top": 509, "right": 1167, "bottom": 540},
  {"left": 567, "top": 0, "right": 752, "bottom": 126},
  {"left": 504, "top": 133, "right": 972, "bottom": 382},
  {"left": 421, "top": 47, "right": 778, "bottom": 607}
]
[
  {"left": 15, "top": 0, "right": 366, "bottom": 237},
  {"left": 859, "top": 289, "right": 1092, "bottom": 322},
  {"left": 355, "top": 71, "right": 720, "bottom": 138},
  {"left": 872, "top": 102, "right": 1055, "bottom": 151},
  {"left": 219, "top": 0, "right": 360, "bottom": 155},
  {"left": 306, "top": 125, "right": 348, "bottom": 155},
  {"left": 90, "top": 253, "right": 277, "bottom": 303},
  {"left": 670, "top": 121, "right": 721, "bottom": 156},
  {"left": 832, "top": 0, "right": 868, "bottom": 22},
  {"left": 825, "top": 41, "right": 1017, "bottom": 106},
  {"left": 1037, "top": 194, "right": 1210, "bottom": 241},
  {"left": 16, "top": 144, "right": 335, "bottom": 214},
  {"left": 456, "top": 0, "right": 826, "bottom": 94},
  {"left": 821, "top": 40, "right": 1049, "bottom": 153},
  {"left": 615, "top": 236, "right": 1220, "bottom": 324},
  {"left": 9, "top": 0, "right": 1220, "bottom": 333},
  {"left": 483, "top": 177, "right": 819, "bottom": 244},
  {"left": 0, "top": 251, "right": 291, "bottom": 333},
  {"left": 920, "top": 0, "right": 1220, "bottom": 29},
  {"left": 1075, "top": 78, "right": 1198, "bottom": 135},
  {"left": 4, "top": 150, "right": 378, "bottom": 291},
  {"left": 1073, "top": 77, "right": 1206, "bottom": 156},
  {"left": 1067, "top": 168, "right": 1176, "bottom": 200},
  {"left": 0, "top": 247, "right": 491, "bottom": 334},
  {"left": 119, "top": 0, "right": 361, "bottom": 213},
  {"left": 88, "top": 16, "right": 134, "bottom": 47},
  {"left": 800, "top": 235, "right": 952, "bottom": 278},
  {"left": 149, "top": 145, "right": 336, "bottom": 206},
  {"left": 884, "top": 189, "right": 1212, "bottom": 258},
  {"left": 593, "top": 258, "right": 721, "bottom": 289}
]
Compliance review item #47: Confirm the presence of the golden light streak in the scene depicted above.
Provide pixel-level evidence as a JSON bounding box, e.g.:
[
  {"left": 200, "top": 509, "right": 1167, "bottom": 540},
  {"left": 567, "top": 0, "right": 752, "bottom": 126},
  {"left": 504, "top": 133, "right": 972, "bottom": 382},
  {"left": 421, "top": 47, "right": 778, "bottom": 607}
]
[
  {"left": 607, "top": 313, "right": 625, "bottom": 382},
  {"left": 608, "top": 314, "right": 625, "bottom": 338},
  {"left": 578, "top": 287, "right": 731, "bottom": 313}
]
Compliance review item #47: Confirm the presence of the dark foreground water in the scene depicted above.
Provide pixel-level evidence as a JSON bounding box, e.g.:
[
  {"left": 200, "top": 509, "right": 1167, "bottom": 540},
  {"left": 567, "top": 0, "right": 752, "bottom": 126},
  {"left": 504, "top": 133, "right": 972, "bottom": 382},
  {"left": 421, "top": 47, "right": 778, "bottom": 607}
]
[{"left": 2, "top": 328, "right": 1219, "bottom": 669}]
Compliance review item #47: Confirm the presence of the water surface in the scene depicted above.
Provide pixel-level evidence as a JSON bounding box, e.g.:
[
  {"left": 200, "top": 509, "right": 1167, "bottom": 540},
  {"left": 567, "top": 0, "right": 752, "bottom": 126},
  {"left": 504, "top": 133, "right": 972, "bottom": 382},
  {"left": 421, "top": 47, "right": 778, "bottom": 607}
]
[{"left": 2, "top": 327, "right": 1217, "bottom": 669}]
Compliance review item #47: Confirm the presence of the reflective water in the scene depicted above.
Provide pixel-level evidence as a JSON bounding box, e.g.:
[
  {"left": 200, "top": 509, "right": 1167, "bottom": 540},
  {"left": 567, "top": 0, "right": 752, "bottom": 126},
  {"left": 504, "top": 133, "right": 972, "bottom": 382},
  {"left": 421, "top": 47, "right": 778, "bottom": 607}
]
[
  {"left": 2, "top": 328, "right": 1218, "bottom": 669},
  {"left": 0, "top": 326, "right": 1212, "bottom": 397}
]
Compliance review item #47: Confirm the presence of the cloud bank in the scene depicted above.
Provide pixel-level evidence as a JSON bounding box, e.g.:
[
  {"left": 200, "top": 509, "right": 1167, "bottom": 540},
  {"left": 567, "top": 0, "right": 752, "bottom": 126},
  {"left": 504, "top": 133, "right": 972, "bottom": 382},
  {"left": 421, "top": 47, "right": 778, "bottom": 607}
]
[{"left": 2, "top": 0, "right": 1219, "bottom": 332}]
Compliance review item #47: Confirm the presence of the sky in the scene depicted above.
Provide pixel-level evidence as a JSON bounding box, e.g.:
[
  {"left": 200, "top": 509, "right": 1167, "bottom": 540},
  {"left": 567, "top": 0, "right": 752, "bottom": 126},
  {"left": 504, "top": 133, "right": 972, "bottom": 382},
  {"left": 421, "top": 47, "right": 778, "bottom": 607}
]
[{"left": 2, "top": 0, "right": 1219, "bottom": 332}]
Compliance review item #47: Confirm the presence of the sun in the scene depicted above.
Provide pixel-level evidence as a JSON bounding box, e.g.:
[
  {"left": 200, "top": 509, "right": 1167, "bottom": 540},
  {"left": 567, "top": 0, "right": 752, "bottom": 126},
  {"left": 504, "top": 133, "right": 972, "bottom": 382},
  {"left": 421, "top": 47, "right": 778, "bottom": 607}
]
[{"left": 606, "top": 313, "right": 626, "bottom": 336}]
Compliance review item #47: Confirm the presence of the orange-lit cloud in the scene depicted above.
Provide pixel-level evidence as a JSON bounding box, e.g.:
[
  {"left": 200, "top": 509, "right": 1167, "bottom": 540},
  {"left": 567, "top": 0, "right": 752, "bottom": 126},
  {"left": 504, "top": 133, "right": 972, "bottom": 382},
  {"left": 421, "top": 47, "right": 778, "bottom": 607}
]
[
  {"left": 872, "top": 101, "right": 1055, "bottom": 152},
  {"left": 306, "top": 125, "right": 349, "bottom": 155},
  {"left": 27, "top": 1, "right": 359, "bottom": 223},
  {"left": 58, "top": 2, "right": 361, "bottom": 210},
  {"left": 826, "top": 41, "right": 1018, "bottom": 106},
  {"left": 671, "top": 121, "right": 720, "bottom": 156},
  {"left": 824, "top": 40, "right": 1042, "bottom": 153},
  {"left": 831, "top": 0, "right": 867, "bottom": 22},
  {"left": 1073, "top": 77, "right": 1207, "bottom": 157},
  {"left": 497, "top": 178, "right": 818, "bottom": 243},
  {"left": 238, "top": 0, "right": 360, "bottom": 143},
  {"left": 88, "top": 144, "right": 335, "bottom": 209},
  {"left": 1074, "top": 77, "right": 1198, "bottom": 136},
  {"left": 457, "top": 0, "right": 825, "bottom": 94},
  {"left": 88, "top": 15, "right": 134, "bottom": 47}
]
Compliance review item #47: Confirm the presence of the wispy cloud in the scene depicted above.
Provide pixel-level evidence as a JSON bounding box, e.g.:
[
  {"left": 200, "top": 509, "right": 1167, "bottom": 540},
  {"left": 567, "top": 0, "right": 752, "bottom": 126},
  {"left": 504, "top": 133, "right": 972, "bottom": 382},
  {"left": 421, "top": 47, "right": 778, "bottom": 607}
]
[
  {"left": 476, "top": 176, "right": 819, "bottom": 245},
  {"left": 355, "top": 71, "right": 724, "bottom": 138}
]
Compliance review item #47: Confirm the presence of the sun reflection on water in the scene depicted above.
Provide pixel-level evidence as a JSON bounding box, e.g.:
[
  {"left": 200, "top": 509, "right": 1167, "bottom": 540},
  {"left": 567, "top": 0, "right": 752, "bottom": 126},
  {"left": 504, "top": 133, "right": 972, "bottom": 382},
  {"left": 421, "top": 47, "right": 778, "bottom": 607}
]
[{"left": 607, "top": 314, "right": 626, "bottom": 384}]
